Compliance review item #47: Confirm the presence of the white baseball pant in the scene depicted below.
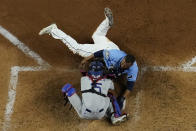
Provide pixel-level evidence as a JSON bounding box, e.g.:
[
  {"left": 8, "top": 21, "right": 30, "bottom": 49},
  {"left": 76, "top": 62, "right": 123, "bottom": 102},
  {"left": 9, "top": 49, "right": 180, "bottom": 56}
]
[
  {"left": 67, "top": 94, "right": 112, "bottom": 119},
  {"left": 49, "top": 18, "right": 120, "bottom": 57}
]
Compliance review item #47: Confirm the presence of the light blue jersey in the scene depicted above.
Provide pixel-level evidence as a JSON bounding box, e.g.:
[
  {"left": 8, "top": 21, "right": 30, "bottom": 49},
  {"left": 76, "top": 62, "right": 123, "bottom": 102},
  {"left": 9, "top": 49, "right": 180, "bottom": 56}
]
[{"left": 103, "top": 49, "right": 138, "bottom": 82}]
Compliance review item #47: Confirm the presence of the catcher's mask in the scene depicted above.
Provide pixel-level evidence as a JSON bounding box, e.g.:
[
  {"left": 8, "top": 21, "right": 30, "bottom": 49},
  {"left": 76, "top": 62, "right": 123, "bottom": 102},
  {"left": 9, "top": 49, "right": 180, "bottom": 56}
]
[{"left": 88, "top": 61, "right": 104, "bottom": 77}]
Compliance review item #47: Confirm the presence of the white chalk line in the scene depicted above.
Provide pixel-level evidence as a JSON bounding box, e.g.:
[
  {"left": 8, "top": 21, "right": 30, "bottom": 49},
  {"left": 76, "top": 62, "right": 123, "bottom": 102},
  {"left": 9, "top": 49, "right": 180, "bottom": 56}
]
[
  {"left": 132, "top": 90, "right": 143, "bottom": 123},
  {"left": 0, "top": 26, "right": 50, "bottom": 67},
  {"left": 134, "top": 57, "right": 196, "bottom": 123},
  {"left": 182, "top": 56, "right": 196, "bottom": 67},
  {"left": 142, "top": 66, "right": 196, "bottom": 72},
  {"left": 0, "top": 25, "right": 51, "bottom": 131}
]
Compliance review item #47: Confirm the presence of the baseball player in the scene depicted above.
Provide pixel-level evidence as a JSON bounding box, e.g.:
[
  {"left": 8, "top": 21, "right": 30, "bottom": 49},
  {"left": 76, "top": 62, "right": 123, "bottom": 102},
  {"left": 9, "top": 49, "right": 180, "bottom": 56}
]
[
  {"left": 39, "top": 7, "right": 138, "bottom": 110},
  {"left": 62, "top": 60, "right": 128, "bottom": 124},
  {"left": 81, "top": 50, "right": 138, "bottom": 110},
  {"left": 39, "top": 8, "right": 119, "bottom": 57}
]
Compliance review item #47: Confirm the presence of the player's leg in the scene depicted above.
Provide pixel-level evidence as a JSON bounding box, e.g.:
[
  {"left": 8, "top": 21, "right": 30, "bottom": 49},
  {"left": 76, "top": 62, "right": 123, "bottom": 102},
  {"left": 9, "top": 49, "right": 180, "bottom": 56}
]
[
  {"left": 92, "top": 8, "right": 120, "bottom": 50},
  {"left": 62, "top": 84, "right": 84, "bottom": 118},
  {"left": 92, "top": 8, "right": 112, "bottom": 41},
  {"left": 106, "top": 93, "right": 128, "bottom": 125},
  {"left": 92, "top": 18, "right": 111, "bottom": 43},
  {"left": 79, "top": 97, "right": 110, "bottom": 120},
  {"left": 39, "top": 24, "right": 97, "bottom": 57},
  {"left": 67, "top": 94, "right": 84, "bottom": 118},
  {"left": 50, "top": 27, "right": 97, "bottom": 57}
]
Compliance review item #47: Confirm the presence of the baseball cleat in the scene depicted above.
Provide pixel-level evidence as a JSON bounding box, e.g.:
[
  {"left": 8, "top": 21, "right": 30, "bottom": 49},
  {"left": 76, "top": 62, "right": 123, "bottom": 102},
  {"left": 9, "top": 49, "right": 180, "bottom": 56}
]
[
  {"left": 111, "top": 114, "right": 128, "bottom": 125},
  {"left": 39, "top": 23, "right": 57, "bottom": 35},
  {"left": 104, "top": 7, "right": 113, "bottom": 26}
]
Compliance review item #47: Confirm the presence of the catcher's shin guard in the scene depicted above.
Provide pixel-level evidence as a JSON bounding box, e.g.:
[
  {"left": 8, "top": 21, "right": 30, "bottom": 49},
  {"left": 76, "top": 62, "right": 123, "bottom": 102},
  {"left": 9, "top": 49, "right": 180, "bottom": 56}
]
[
  {"left": 108, "top": 93, "right": 121, "bottom": 117},
  {"left": 108, "top": 93, "right": 128, "bottom": 125}
]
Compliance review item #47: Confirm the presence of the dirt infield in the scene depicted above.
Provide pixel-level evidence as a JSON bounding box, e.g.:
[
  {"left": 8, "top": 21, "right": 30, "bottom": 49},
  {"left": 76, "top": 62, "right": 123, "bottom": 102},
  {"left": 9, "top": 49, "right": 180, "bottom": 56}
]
[{"left": 1, "top": 0, "right": 196, "bottom": 130}]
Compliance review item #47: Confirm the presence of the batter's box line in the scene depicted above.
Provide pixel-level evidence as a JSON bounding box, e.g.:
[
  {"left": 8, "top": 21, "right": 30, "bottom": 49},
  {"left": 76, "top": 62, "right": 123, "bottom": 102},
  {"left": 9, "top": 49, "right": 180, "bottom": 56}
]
[
  {"left": 3, "top": 66, "right": 49, "bottom": 130},
  {"left": 0, "top": 25, "right": 51, "bottom": 131},
  {"left": 141, "top": 65, "right": 196, "bottom": 74}
]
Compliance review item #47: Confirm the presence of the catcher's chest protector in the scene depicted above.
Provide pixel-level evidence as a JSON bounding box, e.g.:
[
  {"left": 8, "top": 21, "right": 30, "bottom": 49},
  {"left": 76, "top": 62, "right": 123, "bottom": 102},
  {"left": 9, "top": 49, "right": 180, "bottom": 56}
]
[{"left": 81, "top": 76, "right": 112, "bottom": 113}]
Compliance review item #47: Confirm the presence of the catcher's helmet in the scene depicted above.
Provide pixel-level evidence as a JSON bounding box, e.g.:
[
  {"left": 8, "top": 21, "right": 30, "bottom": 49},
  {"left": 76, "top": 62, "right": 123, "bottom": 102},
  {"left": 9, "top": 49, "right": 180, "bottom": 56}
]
[{"left": 88, "top": 61, "right": 104, "bottom": 77}]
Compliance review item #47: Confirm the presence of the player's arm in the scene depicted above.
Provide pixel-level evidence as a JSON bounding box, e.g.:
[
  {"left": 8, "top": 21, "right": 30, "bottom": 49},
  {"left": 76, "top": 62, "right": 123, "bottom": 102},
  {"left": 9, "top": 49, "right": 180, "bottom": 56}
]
[
  {"left": 123, "top": 69, "right": 138, "bottom": 98},
  {"left": 80, "top": 50, "right": 104, "bottom": 65},
  {"left": 117, "top": 66, "right": 138, "bottom": 110},
  {"left": 124, "top": 63, "right": 138, "bottom": 97},
  {"left": 117, "top": 81, "right": 135, "bottom": 110},
  {"left": 123, "top": 81, "right": 135, "bottom": 97}
]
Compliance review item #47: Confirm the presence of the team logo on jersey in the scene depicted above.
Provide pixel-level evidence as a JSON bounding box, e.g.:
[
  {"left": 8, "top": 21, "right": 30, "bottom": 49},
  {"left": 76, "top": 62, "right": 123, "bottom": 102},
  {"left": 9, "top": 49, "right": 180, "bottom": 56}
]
[{"left": 128, "top": 75, "right": 133, "bottom": 79}]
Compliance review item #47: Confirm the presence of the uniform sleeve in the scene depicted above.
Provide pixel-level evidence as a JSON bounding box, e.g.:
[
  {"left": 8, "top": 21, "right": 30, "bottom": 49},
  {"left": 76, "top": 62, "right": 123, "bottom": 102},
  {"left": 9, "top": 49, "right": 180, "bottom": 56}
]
[
  {"left": 109, "top": 80, "right": 114, "bottom": 90},
  {"left": 127, "top": 71, "right": 138, "bottom": 82},
  {"left": 127, "top": 62, "right": 138, "bottom": 82},
  {"left": 126, "top": 63, "right": 138, "bottom": 90},
  {"left": 94, "top": 50, "right": 104, "bottom": 58}
]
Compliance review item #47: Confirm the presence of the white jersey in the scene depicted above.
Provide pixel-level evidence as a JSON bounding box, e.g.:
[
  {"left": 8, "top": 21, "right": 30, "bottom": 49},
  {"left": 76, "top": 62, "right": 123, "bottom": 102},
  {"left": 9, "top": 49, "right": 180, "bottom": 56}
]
[
  {"left": 67, "top": 75, "right": 116, "bottom": 119},
  {"left": 81, "top": 76, "right": 114, "bottom": 116}
]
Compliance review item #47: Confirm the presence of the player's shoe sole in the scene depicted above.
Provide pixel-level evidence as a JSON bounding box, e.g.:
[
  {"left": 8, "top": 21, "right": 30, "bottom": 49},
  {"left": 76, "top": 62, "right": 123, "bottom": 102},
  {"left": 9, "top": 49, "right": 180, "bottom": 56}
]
[
  {"left": 111, "top": 114, "right": 128, "bottom": 125},
  {"left": 104, "top": 7, "right": 113, "bottom": 26},
  {"left": 39, "top": 23, "right": 57, "bottom": 35}
]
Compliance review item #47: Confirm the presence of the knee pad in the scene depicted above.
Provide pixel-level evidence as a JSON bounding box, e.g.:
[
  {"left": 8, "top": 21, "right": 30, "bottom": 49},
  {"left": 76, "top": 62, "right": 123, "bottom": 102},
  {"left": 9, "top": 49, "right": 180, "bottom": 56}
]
[{"left": 62, "top": 83, "right": 76, "bottom": 97}]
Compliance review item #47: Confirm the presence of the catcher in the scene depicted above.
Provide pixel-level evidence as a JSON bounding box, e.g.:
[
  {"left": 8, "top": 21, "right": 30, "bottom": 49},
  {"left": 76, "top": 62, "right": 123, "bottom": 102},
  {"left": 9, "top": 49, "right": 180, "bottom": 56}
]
[{"left": 62, "top": 60, "right": 128, "bottom": 124}]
